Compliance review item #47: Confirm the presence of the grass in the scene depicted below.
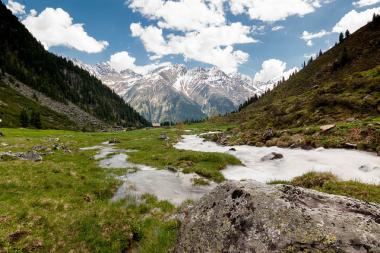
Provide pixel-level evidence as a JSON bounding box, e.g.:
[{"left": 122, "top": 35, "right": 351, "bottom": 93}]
[
  {"left": 269, "top": 172, "right": 380, "bottom": 204},
  {"left": 0, "top": 127, "right": 241, "bottom": 252},
  {"left": 0, "top": 81, "right": 75, "bottom": 130}
]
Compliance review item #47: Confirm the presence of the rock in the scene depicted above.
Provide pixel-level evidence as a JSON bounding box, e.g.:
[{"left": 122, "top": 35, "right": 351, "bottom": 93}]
[
  {"left": 20, "top": 151, "right": 42, "bottom": 162},
  {"left": 229, "top": 148, "right": 236, "bottom": 152},
  {"left": 262, "top": 128, "right": 274, "bottom": 141},
  {"left": 159, "top": 133, "right": 169, "bottom": 140},
  {"left": 0, "top": 152, "right": 17, "bottom": 161},
  {"left": 32, "top": 145, "right": 47, "bottom": 151},
  {"left": 255, "top": 142, "right": 264, "bottom": 147},
  {"left": 260, "top": 152, "right": 283, "bottom": 161},
  {"left": 109, "top": 138, "right": 121, "bottom": 144},
  {"left": 0, "top": 131, "right": 4, "bottom": 137},
  {"left": 175, "top": 181, "right": 380, "bottom": 253},
  {"left": 165, "top": 166, "right": 178, "bottom": 172},
  {"left": 320, "top": 124, "right": 336, "bottom": 132},
  {"left": 344, "top": 143, "right": 357, "bottom": 149},
  {"left": 346, "top": 117, "right": 355, "bottom": 122},
  {"left": 359, "top": 165, "right": 371, "bottom": 172}
]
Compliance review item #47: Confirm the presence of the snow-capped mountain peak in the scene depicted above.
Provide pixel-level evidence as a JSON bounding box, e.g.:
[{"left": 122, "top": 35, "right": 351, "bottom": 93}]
[{"left": 71, "top": 59, "right": 277, "bottom": 123}]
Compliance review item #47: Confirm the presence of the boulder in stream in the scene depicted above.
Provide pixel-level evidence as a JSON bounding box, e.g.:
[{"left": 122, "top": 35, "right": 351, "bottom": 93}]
[
  {"left": 260, "top": 152, "right": 283, "bottom": 161},
  {"left": 175, "top": 181, "right": 380, "bottom": 253}
]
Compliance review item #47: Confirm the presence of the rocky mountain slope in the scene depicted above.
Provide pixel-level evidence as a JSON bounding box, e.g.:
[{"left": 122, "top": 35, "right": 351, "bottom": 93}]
[
  {"left": 0, "top": 2, "right": 149, "bottom": 129},
  {"left": 211, "top": 16, "right": 380, "bottom": 153},
  {"left": 74, "top": 60, "right": 276, "bottom": 123}
]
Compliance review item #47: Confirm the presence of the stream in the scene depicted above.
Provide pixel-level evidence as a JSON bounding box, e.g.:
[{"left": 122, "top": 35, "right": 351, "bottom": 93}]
[
  {"left": 81, "top": 134, "right": 380, "bottom": 206},
  {"left": 174, "top": 135, "right": 380, "bottom": 184}
]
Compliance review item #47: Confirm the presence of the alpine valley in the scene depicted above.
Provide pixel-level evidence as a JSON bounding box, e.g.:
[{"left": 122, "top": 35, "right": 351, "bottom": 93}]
[{"left": 73, "top": 60, "right": 281, "bottom": 123}]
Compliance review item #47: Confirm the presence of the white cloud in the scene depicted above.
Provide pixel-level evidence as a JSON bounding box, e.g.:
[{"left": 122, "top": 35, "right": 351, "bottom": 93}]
[
  {"left": 22, "top": 8, "right": 109, "bottom": 53},
  {"left": 6, "top": 0, "right": 25, "bottom": 15},
  {"left": 272, "top": 26, "right": 284, "bottom": 31},
  {"left": 353, "top": 0, "right": 380, "bottom": 7},
  {"left": 108, "top": 51, "right": 170, "bottom": 74},
  {"left": 128, "top": 0, "right": 225, "bottom": 31},
  {"left": 130, "top": 22, "right": 256, "bottom": 73},
  {"left": 229, "top": 0, "right": 331, "bottom": 22},
  {"left": 304, "top": 53, "right": 317, "bottom": 58},
  {"left": 301, "top": 29, "right": 330, "bottom": 46},
  {"left": 332, "top": 7, "right": 380, "bottom": 33},
  {"left": 254, "top": 59, "right": 298, "bottom": 83}
]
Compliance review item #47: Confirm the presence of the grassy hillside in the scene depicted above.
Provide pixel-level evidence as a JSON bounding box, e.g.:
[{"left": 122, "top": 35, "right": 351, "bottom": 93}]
[
  {"left": 0, "top": 81, "right": 75, "bottom": 129},
  {"left": 213, "top": 16, "right": 380, "bottom": 153},
  {"left": 0, "top": 2, "right": 149, "bottom": 128}
]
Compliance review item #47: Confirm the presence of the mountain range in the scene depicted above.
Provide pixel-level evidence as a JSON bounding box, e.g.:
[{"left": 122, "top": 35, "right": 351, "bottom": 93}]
[{"left": 73, "top": 60, "right": 278, "bottom": 123}]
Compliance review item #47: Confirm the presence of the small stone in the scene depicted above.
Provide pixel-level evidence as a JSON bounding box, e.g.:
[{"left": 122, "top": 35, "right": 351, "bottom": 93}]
[
  {"left": 358, "top": 165, "right": 371, "bottom": 172},
  {"left": 159, "top": 133, "right": 169, "bottom": 140},
  {"left": 229, "top": 148, "right": 236, "bottom": 152},
  {"left": 344, "top": 143, "right": 357, "bottom": 149},
  {"left": 165, "top": 166, "right": 177, "bottom": 172},
  {"left": 0, "top": 152, "right": 17, "bottom": 161},
  {"left": 261, "top": 152, "right": 283, "bottom": 161},
  {"left": 0, "top": 131, "right": 4, "bottom": 137},
  {"left": 32, "top": 145, "right": 47, "bottom": 151},
  {"left": 21, "top": 151, "right": 42, "bottom": 162},
  {"left": 346, "top": 117, "right": 355, "bottom": 122},
  {"left": 262, "top": 129, "right": 274, "bottom": 141},
  {"left": 320, "top": 124, "right": 336, "bottom": 132}
]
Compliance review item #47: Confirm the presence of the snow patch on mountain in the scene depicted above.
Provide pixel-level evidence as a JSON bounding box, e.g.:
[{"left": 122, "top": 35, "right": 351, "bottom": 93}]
[{"left": 72, "top": 59, "right": 279, "bottom": 123}]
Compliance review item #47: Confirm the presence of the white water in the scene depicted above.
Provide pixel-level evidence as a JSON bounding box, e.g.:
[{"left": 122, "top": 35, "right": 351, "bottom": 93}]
[{"left": 174, "top": 135, "right": 380, "bottom": 184}]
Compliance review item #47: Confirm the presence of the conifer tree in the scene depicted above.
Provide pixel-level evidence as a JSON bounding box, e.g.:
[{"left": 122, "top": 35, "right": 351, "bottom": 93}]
[
  {"left": 339, "top": 32, "right": 344, "bottom": 43},
  {"left": 19, "top": 109, "right": 29, "bottom": 127},
  {"left": 31, "top": 110, "right": 42, "bottom": 129},
  {"left": 345, "top": 30, "right": 350, "bottom": 38}
]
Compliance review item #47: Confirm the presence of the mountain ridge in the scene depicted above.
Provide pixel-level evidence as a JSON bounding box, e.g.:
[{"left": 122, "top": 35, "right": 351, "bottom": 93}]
[
  {"left": 0, "top": 2, "right": 149, "bottom": 129},
  {"left": 73, "top": 60, "right": 279, "bottom": 123}
]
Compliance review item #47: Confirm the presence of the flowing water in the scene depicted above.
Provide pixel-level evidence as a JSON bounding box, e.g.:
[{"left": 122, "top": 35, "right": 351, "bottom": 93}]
[
  {"left": 80, "top": 144, "right": 216, "bottom": 205},
  {"left": 174, "top": 135, "right": 380, "bottom": 184}
]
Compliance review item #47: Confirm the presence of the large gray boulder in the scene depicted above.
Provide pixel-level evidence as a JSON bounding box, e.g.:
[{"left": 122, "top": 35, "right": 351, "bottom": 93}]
[{"left": 175, "top": 181, "right": 380, "bottom": 253}]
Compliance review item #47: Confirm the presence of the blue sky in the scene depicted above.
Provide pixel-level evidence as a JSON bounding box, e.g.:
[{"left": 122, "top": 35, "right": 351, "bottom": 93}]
[{"left": 3, "top": 0, "right": 380, "bottom": 78}]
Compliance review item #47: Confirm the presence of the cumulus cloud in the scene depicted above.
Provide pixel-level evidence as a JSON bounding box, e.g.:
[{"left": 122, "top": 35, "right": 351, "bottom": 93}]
[
  {"left": 229, "top": 0, "right": 331, "bottom": 22},
  {"left": 353, "top": 0, "right": 380, "bottom": 7},
  {"left": 127, "top": 0, "right": 260, "bottom": 72},
  {"left": 22, "top": 8, "right": 109, "bottom": 53},
  {"left": 129, "top": 0, "right": 225, "bottom": 31},
  {"left": 108, "top": 51, "right": 170, "bottom": 74},
  {"left": 332, "top": 7, "right": 380, "bottom": 33},
  {"left": 272, "top": 26, "right": 284, "bottom": 31},
  {"left": 254, "top": 59, "right": 298, "bottom": 83},
  {"left": 6, "top": 0, "right": 25, "bottom": 15},
  {"left": 130, "top": 22, "right": 256, "bottom": 73},
  {"left": 301, "top": 29, "right": 330, "bottom": 46}
]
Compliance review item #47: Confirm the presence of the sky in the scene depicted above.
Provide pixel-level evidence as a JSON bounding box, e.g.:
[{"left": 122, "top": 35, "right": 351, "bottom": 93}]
[{"left": 3, "top": 0, "right": 380, "bottom": 81}]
